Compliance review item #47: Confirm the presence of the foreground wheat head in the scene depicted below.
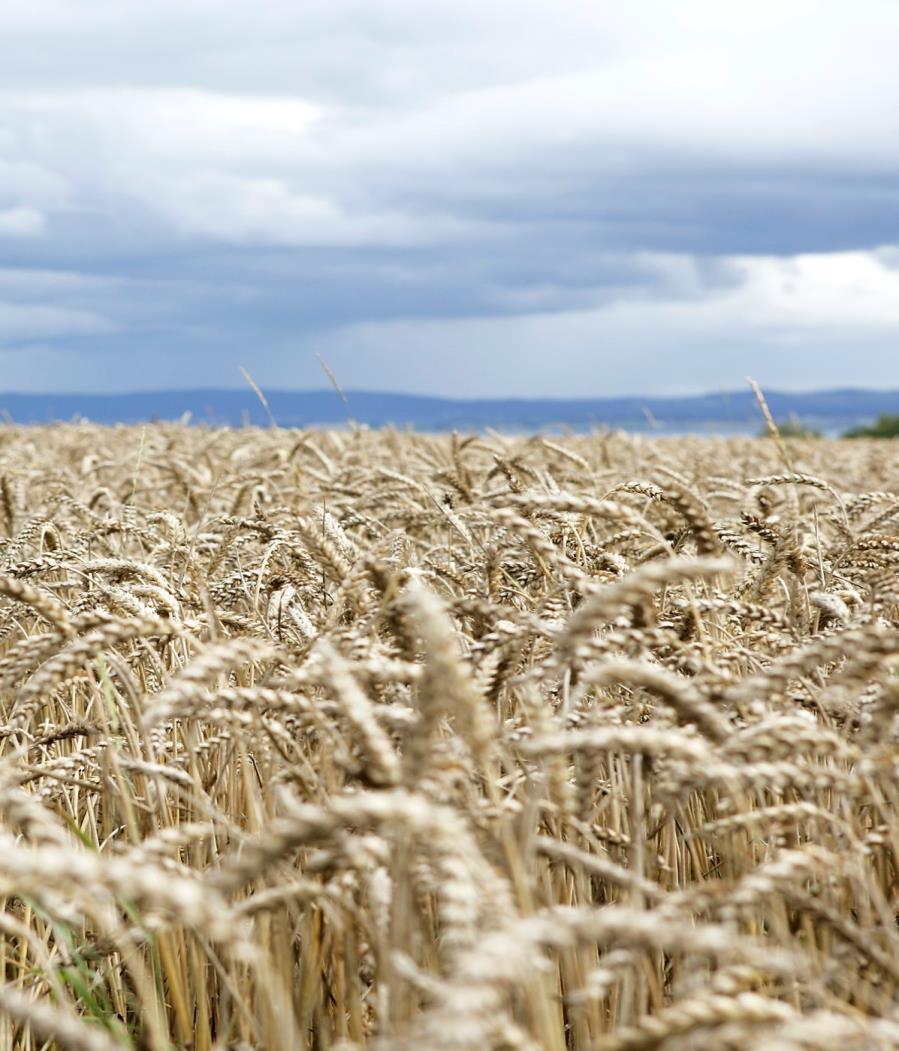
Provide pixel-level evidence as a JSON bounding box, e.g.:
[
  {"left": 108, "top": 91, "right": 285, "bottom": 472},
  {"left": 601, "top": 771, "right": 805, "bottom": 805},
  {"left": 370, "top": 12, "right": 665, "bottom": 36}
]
[{"left": 0, "top": 423, "right": 898, "bottom": 1050}]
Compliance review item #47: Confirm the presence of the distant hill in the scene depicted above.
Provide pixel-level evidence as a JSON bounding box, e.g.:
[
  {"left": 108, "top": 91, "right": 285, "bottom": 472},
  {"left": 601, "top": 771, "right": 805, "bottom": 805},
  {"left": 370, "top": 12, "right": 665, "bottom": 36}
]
[{"left": 0, "top": 387, "right": 896, "bottom": 434}]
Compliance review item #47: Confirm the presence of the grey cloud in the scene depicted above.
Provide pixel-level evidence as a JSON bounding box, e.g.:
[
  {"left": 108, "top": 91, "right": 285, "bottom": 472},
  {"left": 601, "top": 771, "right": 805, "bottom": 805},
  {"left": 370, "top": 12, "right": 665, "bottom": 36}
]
[{"left": 1, "top": 1, "right": 899, "bottom": 395}]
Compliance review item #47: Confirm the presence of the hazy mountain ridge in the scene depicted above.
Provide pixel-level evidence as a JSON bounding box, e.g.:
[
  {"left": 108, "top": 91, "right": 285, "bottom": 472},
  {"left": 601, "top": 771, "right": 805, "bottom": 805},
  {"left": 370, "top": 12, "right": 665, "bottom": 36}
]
[{"left": 0, "top": 387, "right": 896, "bottom": 433}]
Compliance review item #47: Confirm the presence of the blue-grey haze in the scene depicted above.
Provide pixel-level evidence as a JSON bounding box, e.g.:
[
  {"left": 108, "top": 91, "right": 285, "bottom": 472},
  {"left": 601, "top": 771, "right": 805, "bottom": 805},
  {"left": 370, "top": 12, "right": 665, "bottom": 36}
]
[{"left": 0, "top": 387, "right": 894, "bottom": 436}]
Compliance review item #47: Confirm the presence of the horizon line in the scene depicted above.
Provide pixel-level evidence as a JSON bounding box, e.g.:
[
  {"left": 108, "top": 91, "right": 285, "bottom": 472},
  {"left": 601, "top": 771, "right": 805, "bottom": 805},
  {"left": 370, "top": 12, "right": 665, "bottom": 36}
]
[{"left": 0, "top": 384, "right": 894, "bottom": 403}]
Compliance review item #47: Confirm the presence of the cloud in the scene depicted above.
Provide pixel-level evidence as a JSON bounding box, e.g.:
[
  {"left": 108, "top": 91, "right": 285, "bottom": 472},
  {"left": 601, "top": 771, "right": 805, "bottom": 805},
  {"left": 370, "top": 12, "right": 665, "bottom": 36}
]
[
  {"left": 0, "top": 1, "right": 898, "bottom": 393},
  {"left": 301, "top": 249, "right": 899, "bottom": 396},
  {"left": 0, "top": 206, "right": 46, "bottom": 237},
  {"left": 0, "top": 87, "right": 506, "bottom": 248},
  {"left": 0, "top": 301, "right": 112, "bottom": 341},
  {"left": 721, "top": 250, "right": 899, "bottom": 329},
  {"left": 5, "top": 1, "right": 899, "bottom": 256}
]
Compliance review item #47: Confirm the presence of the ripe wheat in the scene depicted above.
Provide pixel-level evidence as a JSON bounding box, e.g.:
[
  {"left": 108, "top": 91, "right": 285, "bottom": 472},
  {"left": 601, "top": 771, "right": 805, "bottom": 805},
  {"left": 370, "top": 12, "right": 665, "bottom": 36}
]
[{"left": 0, "top": 424, "right": 895, "bottom": 1050}]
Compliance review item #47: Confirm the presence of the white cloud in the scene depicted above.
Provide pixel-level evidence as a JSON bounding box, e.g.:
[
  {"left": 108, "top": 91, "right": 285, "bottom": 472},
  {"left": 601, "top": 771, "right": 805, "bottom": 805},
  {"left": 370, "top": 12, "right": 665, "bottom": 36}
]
[
  {"left": 134, "top": 171, "right": 502, "bottom": 246},
  {"left": 0, "top": 301, "right": 113, "bottom": 341},
  {"left": 0, "top": 86, "right": 522, "bottom": 246},
  {"left": 2, "top": 2, "right": 899, "bottom": 250},
  {"left": 12, "top": 88, "right": 321, "bottom": 163},
  {"left": 0, "top": 206, "right": 46, "bottom": 237},
  {"left": 0, "top": 267, "right": 107, "bottom": 294},
  {"left": 721, "top": 250, "right": 899, "bottom": 328},
  {"left": 0, "top": 160, "right": 68, "bottom": 204}
]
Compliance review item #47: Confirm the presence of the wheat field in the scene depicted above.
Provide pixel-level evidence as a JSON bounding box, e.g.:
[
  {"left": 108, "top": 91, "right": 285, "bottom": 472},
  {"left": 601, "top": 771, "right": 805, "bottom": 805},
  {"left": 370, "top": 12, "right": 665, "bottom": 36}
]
[{"left": 0, "top": 423, "right": 897, "bottom": 1050}]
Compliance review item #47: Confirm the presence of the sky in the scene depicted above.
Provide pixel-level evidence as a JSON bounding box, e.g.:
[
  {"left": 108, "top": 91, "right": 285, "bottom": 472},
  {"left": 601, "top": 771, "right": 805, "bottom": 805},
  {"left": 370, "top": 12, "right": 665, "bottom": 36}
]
[{"left": 3, "top": 0, "right": 899, "bottom": 397}]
